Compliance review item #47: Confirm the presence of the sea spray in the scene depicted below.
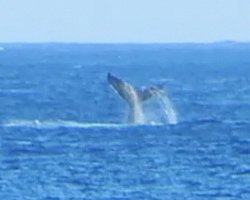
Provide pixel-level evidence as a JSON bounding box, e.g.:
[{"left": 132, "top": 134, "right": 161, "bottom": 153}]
[{"left": 156, "top": 92, "right": 178, "bottom": 124}]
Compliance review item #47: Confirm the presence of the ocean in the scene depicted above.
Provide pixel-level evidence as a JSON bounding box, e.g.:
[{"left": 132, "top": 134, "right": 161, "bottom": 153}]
[{"left": 0, "top": 43, "right": 250, "bottom": 199}]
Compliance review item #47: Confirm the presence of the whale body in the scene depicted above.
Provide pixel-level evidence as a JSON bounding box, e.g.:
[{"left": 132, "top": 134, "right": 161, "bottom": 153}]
[{"left": 107, "top": 73, "right": 163, "bottom": 124}]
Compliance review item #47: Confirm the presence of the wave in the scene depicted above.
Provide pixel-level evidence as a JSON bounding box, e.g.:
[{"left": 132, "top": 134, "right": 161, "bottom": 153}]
[
  {"left": 2, "top": 118, "right": 249, "bottom": 130},
  {"left": 0, "top": 89, "right": 34, "bottom": 94},
  {"left": 2, "top": 120, "right": 127, "bottom": 129},
  {"left": 1, "top": 119, "right": 166, "bottom": 129},
  {"left": 179, "top": 118, "right": 250, "bottom": 127}
]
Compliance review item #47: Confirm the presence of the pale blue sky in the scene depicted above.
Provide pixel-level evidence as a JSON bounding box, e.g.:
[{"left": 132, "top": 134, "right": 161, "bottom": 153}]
[{"left": 0, "top": 0, "right": 250, "bottom": 43}]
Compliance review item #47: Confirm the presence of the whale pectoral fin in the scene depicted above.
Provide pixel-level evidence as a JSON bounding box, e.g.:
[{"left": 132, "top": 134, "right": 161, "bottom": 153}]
[
  {"left": 138, "top": 86, "right": 164, "bottom": 101},
  {"left": 107, "top": 73, "right": 125, "bottom": 92},
  {"left": 107, "top": 73, "right": 134, "bottom": 104},
  {"left": 107, "top": 73, "right": 163, "bottom": 103}
]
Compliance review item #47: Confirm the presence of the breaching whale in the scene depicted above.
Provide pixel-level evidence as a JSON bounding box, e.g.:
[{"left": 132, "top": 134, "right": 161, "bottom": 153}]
[{"left": 107, "top": 73, "right": 163, "bottom": 124}]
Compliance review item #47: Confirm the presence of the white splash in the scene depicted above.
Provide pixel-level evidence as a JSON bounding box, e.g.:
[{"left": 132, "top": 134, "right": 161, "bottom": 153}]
[{"left": 156, "top": 92, "right": 178, "bottom": 125}]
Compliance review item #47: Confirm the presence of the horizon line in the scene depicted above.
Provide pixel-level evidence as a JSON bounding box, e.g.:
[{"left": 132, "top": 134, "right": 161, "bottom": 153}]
[{"left": 1, "top": 40, "right": 250, "bottom": 45}]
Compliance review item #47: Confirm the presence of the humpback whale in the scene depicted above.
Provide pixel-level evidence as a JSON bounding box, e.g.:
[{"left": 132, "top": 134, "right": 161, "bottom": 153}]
[{"left": 107, "top": 73, "right": 163, "bottom": 124}]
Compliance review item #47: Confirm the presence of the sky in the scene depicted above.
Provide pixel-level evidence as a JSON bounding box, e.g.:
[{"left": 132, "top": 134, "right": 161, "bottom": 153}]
[{"left": 0, "top": 0, "right": 250, "bottom": 43}]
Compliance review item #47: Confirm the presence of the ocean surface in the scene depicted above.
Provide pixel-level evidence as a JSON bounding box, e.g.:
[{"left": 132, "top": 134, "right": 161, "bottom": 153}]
[{"left": 0, "top": 43, "right": 250, "bottom": 199}]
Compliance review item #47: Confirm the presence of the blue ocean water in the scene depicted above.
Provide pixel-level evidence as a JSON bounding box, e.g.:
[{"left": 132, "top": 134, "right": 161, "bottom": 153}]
[{"left": 0, "top": 43, "right": 250, "bottom": 199}]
